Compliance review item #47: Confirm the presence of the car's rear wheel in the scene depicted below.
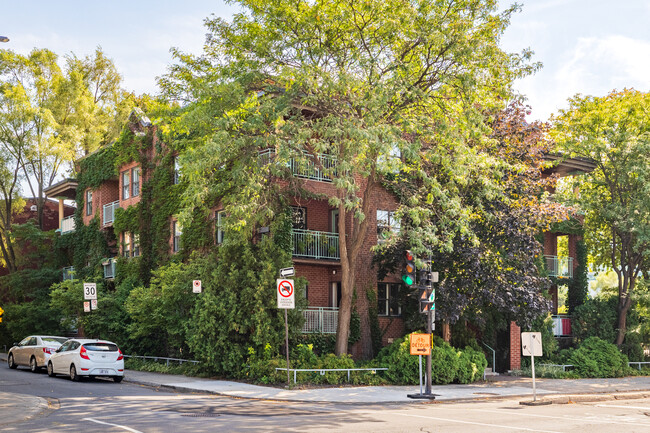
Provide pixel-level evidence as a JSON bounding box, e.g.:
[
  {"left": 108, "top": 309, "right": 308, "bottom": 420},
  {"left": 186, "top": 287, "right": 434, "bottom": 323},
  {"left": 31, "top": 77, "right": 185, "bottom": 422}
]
[
  {"left": 47, "top": 362, "right": 56, "bottom": 377},
  {"left": 70, "top": 364, "right": 80, "bottom": 382},
  {"left": 7, "top": 354, "right": 17, "bottom": 369},
  {"left": 30, "top": 356, "right": 38, "bottom": 372},
  {"left": 113, "top": 376, "right": 123, "bottom": 383}
]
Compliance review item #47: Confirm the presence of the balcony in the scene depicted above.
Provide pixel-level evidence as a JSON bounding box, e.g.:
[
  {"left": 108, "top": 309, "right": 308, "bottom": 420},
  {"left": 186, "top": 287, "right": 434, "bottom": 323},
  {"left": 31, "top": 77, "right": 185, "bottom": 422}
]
[
  {"left": 61, "top": 216, "right": 75, "bottom": 234},
  {"left": 62, "top": 266, "right": 75, "bottom": 281},
  {"left": 103, "top": 201, "right": 120, "bottom": 226},
  {"left": 292, "top": 229, "right": 339, "bottom": 260},
  {"left": 302, "top": 307, "right": 338, "bottom": 334},
  {"left": 259, "top": 149, "right": 337, "bottom": 182},
  {"left": 552, "top": 315, "right": 572, "bottom": 337},
  {"left": 544, "top": 255, "right": 574, "bottom": 279},
  {"left": 103, "top": 258, "right": 117, "bottom": 279}
]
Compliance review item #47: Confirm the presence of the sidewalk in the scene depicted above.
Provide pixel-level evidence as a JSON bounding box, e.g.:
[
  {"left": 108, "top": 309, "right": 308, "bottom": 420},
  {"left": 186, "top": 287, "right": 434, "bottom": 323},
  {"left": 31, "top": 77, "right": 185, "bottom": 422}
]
[{"left": 122, "top": 369, "right": 650, "bottom": 404}]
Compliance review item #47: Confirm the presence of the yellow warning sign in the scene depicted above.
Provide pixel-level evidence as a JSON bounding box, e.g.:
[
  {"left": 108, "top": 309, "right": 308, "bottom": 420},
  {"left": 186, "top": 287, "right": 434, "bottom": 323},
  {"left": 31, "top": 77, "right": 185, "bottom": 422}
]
[{"left": 410, "top": 333, "right": 431, "bottom": 356}]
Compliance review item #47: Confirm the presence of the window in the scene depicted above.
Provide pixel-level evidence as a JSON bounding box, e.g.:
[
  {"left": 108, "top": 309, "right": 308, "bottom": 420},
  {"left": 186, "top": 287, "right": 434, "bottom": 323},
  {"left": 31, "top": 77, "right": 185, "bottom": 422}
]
[
  {"left": 131, "top": 167, "right": 140, "bottom": 197},
  {"left": 291, "top": 206, "right": 307, "bottom": 230},
  {"left": 86, "top": 190, "right": 93, "bottom": 216},
  {"left": 377, "top": 282, "right": 401, "bottom": 316},
  {"left": 173, "top": 156, "right": 180, "bottom": 185},
  {"left": 377, "top": 210, "right": 400, "bottom": 241},
  {"left": 123, "top": 232, "right": 131, "bottom": 257},
  {"left": 133, "top": 234, "right": 140, "bottom": 257},
  {"left": 173, "top": 220, "right": 182, "bottom": 252},
  {"left": 122, "top": 170, "right": 130, "bottom": 200},
  {"left": 215, "top": 211, "right": 225, "bottom": 244}
]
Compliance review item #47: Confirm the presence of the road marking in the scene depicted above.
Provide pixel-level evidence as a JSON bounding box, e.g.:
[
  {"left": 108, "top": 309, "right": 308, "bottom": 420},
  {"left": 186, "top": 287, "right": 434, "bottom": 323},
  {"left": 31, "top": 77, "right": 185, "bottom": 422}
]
[
  {"left": 391, "top": 412, "right": 562, "bottom": 432},
  {"left": 82, "top": 418, "right": 142, "bottom": 433},
  {"left": 595, "top": 403, "right": 650, "bottom": 410}
]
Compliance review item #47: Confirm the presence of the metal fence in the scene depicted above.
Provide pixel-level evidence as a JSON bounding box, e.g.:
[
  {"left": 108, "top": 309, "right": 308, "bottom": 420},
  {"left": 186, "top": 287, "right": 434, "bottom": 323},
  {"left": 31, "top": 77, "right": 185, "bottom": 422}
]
[
  {"left": 544, "top": 255, "right": 574, "bottom": 279},
  {"left": 103, "top": 201, "right": 120, "bottom": 226},
  {"left": 302, "top": 307, "right": 338, "bottom": 334},
  {"left": 61, "top": 216, "right": 75, "bottom": 234},
  {"left": 258, "top": 149, "right": 337, "bottom": 182},
  {"left": 292, "top": 229, "right": 340, "bottom": 260}
]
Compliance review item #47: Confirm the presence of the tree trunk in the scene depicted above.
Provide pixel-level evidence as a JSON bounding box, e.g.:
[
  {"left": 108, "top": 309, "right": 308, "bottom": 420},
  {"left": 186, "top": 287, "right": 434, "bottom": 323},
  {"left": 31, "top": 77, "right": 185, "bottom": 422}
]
[
  {"left": 615, "top": 294, "right": 633, "bottom": 346},
  {"left": 442, "top": 321, "right": 451, "bottom": 343}
]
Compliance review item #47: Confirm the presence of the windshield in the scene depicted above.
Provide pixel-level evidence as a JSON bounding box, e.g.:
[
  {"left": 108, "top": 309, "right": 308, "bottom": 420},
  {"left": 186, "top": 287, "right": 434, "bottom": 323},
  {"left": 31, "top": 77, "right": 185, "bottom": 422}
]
[{"left": 83, "top": 343, "right": 118, "bottom": 352}]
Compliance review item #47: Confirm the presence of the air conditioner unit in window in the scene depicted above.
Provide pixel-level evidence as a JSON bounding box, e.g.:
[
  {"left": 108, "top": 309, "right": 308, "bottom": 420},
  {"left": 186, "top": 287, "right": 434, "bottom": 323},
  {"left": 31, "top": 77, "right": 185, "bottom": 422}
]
[{"left": 30, "top": 205, "right": 37, "bottom": 212}]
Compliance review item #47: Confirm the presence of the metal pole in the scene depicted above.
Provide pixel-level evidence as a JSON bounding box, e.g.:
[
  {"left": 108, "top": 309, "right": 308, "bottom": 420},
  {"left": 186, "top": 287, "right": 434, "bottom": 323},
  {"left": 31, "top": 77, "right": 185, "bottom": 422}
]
[
  {"left": 284, "top": 309, "right": 291, "bottom": 387},
  {"left": 531, "top": 334, "right": 536, "bottom": 401},
  {"left": 426, "top": 309, "right": 432, "bottom": 395},
  {"left": 419, "top": 355, "right": 423, "bottom": 395}
]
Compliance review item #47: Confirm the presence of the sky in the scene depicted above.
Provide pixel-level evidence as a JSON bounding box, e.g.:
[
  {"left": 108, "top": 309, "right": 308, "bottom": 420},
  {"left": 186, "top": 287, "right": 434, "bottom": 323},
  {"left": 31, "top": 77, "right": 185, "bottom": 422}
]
[{"left": 1, "top": 0, "right": 649, "bottom": 122}]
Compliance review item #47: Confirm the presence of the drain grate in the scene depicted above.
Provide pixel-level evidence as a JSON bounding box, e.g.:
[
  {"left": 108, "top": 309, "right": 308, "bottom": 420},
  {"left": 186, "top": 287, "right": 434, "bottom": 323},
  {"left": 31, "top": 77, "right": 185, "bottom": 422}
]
[{"left": 181, "top": 413, "right": 221, "bottom": 418}]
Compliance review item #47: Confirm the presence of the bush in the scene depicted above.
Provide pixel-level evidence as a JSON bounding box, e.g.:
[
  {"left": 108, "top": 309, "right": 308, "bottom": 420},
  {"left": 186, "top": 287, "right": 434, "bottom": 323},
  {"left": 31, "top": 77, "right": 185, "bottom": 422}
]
[
  {"left": 456, "top": 346, "right": 488, "bottom": 384},
  {"left": 430, "top": 337, "right": 459, "bottom": 384},
  {"left": 376, "top": 335, "right": 420, "bottom": 384},
  {"left": 568, "top": 337, "right": 630, "bottom": 378}
]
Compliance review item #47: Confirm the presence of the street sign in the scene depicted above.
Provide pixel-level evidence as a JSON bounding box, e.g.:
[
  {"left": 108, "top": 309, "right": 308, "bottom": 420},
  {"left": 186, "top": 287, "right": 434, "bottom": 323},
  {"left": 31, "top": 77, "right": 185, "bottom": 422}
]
[
  {"left": 193, "top": 280, "right": 202, "bottom": 293},
  {"left": 431, "top": 272, "right": 439, "bottom": 283},
  {"left": 279, "top": 267, "right": 295, "bottom": 278},
  {"left": 429, "top": 289, "right": 435, "bottom": 303},
  {"left": 410, "top": 333, "right": 431, "bottom": 356},
  {"left": 521, "top": 332, "right": 543, "bottom": 357},
  {"left": 83, "top": 301, "right": 90, "bottom": 312},
  {"left": 91, "top": 299, "right": 98, "bottom": 310},
  {"left": 277, "top": 279, "right": 295, "bottom": 309},
  {"left": 83, "top": 283, "right": 97, "bottom": 300}
]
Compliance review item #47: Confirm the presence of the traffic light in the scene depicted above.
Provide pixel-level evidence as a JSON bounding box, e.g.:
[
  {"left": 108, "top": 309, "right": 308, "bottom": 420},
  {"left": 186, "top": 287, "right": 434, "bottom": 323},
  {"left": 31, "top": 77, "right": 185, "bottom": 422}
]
[{"left": 402, "top": 250, "right": 416, "bottom": 286}]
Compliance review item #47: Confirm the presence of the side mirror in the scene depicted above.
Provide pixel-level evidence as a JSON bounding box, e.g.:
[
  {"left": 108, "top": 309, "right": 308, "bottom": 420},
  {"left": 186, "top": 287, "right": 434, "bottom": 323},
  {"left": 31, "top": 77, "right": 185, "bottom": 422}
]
[{"left": 55, "top": 347, "right": 62, "bottom": 353}]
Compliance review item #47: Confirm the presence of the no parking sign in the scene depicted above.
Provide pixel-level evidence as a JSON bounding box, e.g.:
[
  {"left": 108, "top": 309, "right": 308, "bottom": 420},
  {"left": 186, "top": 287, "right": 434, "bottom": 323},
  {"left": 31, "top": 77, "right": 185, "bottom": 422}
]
[{"left": 277, "top": 279, "right": 294, "bottom": 309}]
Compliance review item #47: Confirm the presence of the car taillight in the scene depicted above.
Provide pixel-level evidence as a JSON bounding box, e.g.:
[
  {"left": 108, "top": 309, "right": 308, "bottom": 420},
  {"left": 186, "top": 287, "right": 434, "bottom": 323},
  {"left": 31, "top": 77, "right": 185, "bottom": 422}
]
[
  {"left": 43, "top": 347, "right": 52, "bottom": 354},
  {"left": 117, "top": 349, "right": 123, "bottom": 361},
  {"left": 79, "top": 346, "right": 90, "bottom": 360}
]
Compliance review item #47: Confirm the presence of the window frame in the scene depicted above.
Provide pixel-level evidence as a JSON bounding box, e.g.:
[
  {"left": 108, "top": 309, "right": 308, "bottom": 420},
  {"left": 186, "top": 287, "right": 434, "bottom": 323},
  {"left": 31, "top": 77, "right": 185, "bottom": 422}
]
[
  {"left": 122, "top": 170, "right": 130, "bottom": 200},
  {"left": 86, "top": 190, "right": 93, "bottom": 216},
  {"left": 172, "top": 220, "right": 182, "bottom": 253},
  {"left": 376, "top": 209, "right": 400, "bottom": 242},
  {"left": 131, "top": 167, "right": 140, "bottom": 197},
  {"left": 377, "top": 282, "right": 401, "bottom": 317},
  {"left": 215, "top": 210, "right": 225, "bottom": 245}
]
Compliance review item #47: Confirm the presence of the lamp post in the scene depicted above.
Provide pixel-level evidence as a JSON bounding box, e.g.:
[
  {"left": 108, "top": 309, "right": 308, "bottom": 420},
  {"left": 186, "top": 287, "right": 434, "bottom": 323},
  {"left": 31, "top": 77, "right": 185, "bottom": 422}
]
[{"left": 0, "top": 36, "right": 9, "bottom": 43}]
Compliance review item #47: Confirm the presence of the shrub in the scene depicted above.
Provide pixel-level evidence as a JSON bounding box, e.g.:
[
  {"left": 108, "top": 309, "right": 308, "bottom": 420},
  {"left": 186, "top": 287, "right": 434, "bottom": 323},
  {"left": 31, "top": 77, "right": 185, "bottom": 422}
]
[
  {"left": 376, "top": 335, "right": 420, "bottom": 384},
  {"left": 456, "top": 346, "right": 488, "bottom": 384},
  {"left": 430, "top": 337, "right": 459, "bottom": 384},
  {"left": 568, "top": 336, "right": 630, "bottom": 378}
]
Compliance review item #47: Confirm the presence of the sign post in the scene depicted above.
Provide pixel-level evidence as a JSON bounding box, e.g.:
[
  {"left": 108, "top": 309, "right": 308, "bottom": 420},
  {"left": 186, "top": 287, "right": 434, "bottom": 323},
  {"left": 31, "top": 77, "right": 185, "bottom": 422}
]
[
  {"left": 521, "top": 332, "right": 543, "bottom": 402},
  {"left": 193, "top": 280, "right": 202, "bottom": 293},
  {"left": 277, "top": 278, "right": 295, "bottom": 387},
  {"left": 408, "top": 333, "right": 434, "bottom": 399}
]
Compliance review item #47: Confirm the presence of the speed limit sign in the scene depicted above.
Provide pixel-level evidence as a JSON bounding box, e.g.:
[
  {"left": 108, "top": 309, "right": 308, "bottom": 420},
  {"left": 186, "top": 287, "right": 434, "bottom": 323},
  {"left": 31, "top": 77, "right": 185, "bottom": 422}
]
[{"left": 83, "top": 283, "right": 97, "bottom": 300}]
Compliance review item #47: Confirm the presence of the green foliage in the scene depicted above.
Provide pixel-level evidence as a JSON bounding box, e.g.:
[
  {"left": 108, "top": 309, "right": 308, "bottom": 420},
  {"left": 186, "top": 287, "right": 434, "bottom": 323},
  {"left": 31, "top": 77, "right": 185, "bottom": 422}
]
[
  {"left": 567, "top": 337, "right": 630, "bottom": 378},
  {"left": 375, "top": 333, "right": 486, "bottom": 385},
  {"left": 572, "top": 296, "right": 620, "bottom": 344},
  {"left": 295, "top": 334, "right": 336, "bottom": 356},
  {"left": 568, "top": 240, "right": 589, "bottom": 313},
  {"left": 366, "top": 288, "right": 384, "bottom": 357}
]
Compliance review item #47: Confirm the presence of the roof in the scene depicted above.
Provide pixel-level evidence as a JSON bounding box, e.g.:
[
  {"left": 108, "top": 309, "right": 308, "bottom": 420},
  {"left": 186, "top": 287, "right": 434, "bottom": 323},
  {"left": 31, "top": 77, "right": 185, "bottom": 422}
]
[
  {"left": 43, "top": 178, "right": 78, "bottom": 200},
  {"left": 542, "top": 154, "right": 597, "bottom": 176}
]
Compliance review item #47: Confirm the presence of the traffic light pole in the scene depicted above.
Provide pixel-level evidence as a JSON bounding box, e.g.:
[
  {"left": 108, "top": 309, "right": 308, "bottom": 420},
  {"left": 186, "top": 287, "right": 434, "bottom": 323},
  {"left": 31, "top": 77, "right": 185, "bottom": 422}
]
[{"left": 426, "top": 307, "right": 432, "bottom": 395}]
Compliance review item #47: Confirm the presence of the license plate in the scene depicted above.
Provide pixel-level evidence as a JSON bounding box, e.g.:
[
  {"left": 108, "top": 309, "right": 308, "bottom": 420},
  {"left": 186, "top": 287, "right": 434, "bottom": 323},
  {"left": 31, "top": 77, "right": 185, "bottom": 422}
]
[{"left": 99, "top": 369, "right": 109, "bottom": 374}]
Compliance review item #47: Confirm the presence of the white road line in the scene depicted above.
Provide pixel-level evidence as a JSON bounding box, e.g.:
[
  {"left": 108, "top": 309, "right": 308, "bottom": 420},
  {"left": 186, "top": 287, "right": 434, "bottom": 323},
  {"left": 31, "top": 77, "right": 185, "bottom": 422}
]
[
  {"left": 82, "top": 418, "right": 143, "bottom": 433},
  {"left": 595, "top": 404, "right": 650, "bottom": 410},
  {"left": 450, "top": 407, "right": 650, "bottom": 427},
  {"left": 390, "top": 412, "right": 562, "bottom": 433}
]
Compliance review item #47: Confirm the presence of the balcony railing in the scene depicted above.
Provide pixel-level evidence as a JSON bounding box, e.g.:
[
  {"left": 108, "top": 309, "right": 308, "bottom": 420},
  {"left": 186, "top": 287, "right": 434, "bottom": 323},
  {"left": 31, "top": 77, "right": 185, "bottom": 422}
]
[
  {"left": 259, "top": 149, "right": 337, "bottom": 182},
  {"left": 62, "top": 266, "right": 75, "bottom": 281},
  {"left": 103, "top": 258, "right": 117, "bottom": 279},
  {"left": 544, "top": 255, "right": 574, "bottom": 279},
  {"left": 61, "top": 216, "right": 75, "bottom": 234},
  {"left": 103, "top": 201, "right": 120, "bottom": 226},
  {"left": 292, "top": 229, "right": 339, "bottom": 260},
  {"left": 551, "top": 315, "right": 572, "bottom": 337},
  {"left": 302, "top": 307, "right": 338, "bottom": 334}
]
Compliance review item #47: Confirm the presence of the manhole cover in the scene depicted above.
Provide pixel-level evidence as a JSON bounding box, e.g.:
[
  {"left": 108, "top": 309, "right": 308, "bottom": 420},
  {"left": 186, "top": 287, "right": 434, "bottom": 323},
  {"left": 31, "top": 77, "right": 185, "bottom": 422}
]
[{"left": 181, "top": 413, "right": 221, "bottom": 418}]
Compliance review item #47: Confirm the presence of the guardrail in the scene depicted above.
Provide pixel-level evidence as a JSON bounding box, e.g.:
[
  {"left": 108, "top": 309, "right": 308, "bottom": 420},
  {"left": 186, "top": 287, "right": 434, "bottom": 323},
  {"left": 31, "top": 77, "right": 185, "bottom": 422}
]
[
  {"left": 103, "top": 201, "right": 120, "bottom": 226},
  {"left": 538, "top": 363, "right": 574, "bottom": 372},
  {"left": 292, "top": 229, "right": 339, "bottom": 260},
  {"left": 544, "top": 255, "right": 574, "bottom": 279},
  {"left": 302, "top": 307, "right": 338, "bottom": 334},
  {"left": 275, "top": 367, "right": 388, "bottom": 384},
  {"left": 123, "top": 355, "right": 199, "bottom": 366},
  {"left": 61, "top": 216, "right": 75, "bottom": 234},
  {"left": 629, "top": 361, "right": 650, "bottom": 371}
]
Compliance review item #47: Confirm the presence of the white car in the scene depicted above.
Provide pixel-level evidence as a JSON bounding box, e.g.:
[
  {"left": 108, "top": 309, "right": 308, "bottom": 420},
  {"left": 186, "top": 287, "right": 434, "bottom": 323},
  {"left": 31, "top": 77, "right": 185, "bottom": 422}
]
[
  {"left": 7, "top": 335, "right": 69, "bottom": 372},
  {"left": 47, "top": 338, "right": 124, "bottom": 383}
]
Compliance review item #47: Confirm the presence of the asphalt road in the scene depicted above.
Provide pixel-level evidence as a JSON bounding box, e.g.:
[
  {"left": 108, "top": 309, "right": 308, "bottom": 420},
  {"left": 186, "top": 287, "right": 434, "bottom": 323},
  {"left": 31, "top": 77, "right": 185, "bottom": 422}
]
[{"left": 4, "top": 365, "right": 650, "bottom": 432}]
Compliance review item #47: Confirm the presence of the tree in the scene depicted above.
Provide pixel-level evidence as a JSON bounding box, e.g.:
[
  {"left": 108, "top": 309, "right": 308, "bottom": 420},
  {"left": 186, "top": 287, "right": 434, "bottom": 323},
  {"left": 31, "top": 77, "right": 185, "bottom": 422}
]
[
  {"left": 0, "top": 48, "right": 128, "bottom": 238},
  {"left": 552, "top": 89, "right": 650, "bottom": 346},
  {"left": 161, "top": 0, "right": 534, "bottom": 356}
]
